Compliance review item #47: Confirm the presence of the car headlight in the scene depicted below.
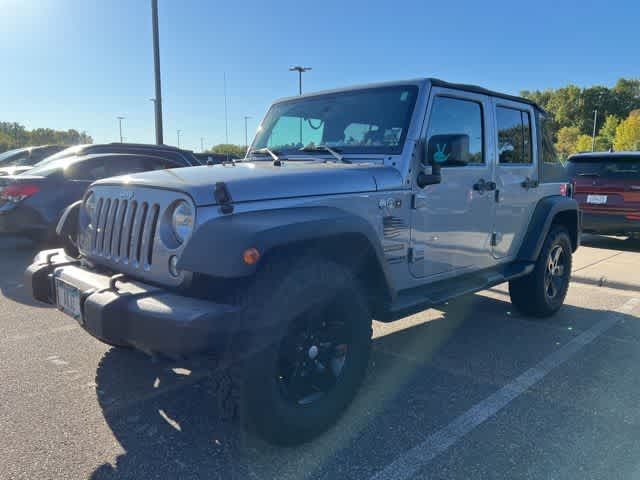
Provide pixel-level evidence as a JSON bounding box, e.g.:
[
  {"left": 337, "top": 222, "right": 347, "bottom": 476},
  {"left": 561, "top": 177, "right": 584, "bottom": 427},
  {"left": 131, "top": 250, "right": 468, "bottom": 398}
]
[
  {"left": 171, "top": 200, "right": 194, "bottom": 244},
  {"left": 85, "top": 192, "right": 98, "bottom": 224}
]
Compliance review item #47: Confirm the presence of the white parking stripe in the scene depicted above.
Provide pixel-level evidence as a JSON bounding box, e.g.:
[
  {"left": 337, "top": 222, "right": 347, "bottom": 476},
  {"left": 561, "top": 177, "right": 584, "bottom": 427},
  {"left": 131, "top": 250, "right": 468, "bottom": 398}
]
[{"left": 370, "top": 297, "right": 640, "bottom": 480}]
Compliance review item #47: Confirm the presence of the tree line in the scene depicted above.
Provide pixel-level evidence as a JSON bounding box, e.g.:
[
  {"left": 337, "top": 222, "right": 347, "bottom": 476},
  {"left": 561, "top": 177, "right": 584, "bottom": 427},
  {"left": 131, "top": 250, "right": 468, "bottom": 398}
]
[
  {"left": 521, "top": 78, "right": 640, "bottom": 158},
  {"left": 0, "top": 122, "right": 93, "bottom": 153}
]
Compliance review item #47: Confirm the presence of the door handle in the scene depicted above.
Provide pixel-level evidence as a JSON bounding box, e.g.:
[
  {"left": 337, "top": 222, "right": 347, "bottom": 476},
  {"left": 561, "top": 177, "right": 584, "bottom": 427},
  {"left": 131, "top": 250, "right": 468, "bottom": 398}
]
[
  {"left": 473, "top": 179, "right": 497, "bottom": 192},
  {"left": 521, "top": 177, "right": 539, "bottom": 189}
]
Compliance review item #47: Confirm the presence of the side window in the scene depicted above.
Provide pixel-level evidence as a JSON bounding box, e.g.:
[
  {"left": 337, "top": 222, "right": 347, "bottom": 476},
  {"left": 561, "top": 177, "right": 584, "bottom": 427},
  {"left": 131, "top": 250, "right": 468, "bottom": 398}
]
[
  {"left": 496, "top": 106, "right": 533, "bottom": 164},
  {"left": 105, "top": 158, "right": 148, "bottom": 177},
  {"left": 142, "top": 157, "right": 181, "bottom": 171},
  {"left": 67, "top": 159, "right": 109, "bottom": 180},
  {"left": 68, "top": 158, "right": 146, "bottom": 180},
  {"left": 425, "top": 96, "right": 484, "bottom": 166}
]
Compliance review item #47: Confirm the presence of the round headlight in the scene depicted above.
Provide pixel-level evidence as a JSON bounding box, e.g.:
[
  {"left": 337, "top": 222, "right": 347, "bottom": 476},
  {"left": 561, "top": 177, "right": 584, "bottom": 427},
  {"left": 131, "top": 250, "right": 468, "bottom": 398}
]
[
  {"left": 171, "top": 201, "right": 194, "bottom": 244},
  {"left": 85, "top": 192, "right": 98, "bottom": 224}
]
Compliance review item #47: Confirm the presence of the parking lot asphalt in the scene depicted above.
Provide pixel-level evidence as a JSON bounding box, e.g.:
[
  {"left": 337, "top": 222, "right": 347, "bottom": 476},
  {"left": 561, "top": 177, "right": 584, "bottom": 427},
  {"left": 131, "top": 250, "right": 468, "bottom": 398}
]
[{"left": 1, "top": 234, "right": 640, "bottom": 480}]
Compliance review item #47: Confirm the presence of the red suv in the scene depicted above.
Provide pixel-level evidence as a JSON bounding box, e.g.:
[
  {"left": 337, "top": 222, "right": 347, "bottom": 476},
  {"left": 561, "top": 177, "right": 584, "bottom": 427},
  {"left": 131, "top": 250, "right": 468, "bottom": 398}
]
[{"left": 568, "top": 152, "right": 640, "bottom": 236}]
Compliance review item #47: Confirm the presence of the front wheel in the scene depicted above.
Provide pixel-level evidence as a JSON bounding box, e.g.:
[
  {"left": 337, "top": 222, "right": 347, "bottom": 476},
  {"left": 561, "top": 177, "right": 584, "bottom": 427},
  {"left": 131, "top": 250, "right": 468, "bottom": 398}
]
[
  {"left": 509, "top": 226, "right": 573, "bottom": 317},
  {"left": 219, "top": 258, "right": 372, "bottom": 445}
]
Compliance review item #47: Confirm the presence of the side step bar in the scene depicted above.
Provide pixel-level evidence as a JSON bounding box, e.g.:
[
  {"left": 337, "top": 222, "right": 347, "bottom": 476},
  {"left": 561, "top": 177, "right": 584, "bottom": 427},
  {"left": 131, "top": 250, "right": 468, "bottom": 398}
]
[{"left": 379, "top": 261, "right": 534, "bottom": 321}]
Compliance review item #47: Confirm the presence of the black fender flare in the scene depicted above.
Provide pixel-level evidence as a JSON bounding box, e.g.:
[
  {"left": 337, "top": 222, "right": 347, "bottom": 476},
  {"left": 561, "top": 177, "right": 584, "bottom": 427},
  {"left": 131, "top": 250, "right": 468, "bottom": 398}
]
[
  {"left": 56, "top": 200, "right": 82, "bottom": 257},
  {"left": 517, "top": 195, "right": 580, "bottom": 263},
  {"left": 178, "top": 206, "right": 395, "bottom": 295}
]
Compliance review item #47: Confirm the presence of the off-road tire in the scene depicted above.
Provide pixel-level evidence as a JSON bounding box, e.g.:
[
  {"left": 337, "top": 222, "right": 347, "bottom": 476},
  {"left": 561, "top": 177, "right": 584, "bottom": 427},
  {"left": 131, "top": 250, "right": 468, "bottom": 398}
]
[
  {"left": 215, "top": 256, "right": 372, "bottom": 445},
  {"left": 509, "top": 225, "right": 572, "bottom": 318}
]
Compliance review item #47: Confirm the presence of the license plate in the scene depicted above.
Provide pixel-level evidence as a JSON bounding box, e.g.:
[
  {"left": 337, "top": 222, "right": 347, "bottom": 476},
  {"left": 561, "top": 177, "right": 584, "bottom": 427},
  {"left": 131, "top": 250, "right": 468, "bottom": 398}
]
[
  {"left": 55, "top": 278, "right": 82, "bottom": 322},
  {"left": 587, "top": 194, "right": 607, "bottom": 205}
]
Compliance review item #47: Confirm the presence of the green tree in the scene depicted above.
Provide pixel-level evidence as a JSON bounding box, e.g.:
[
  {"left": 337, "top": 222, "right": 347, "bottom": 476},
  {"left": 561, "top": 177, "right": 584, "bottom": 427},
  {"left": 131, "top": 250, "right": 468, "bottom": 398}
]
[
  {"left": 594, "top": 115, "right": 620, "bottom": 151},
  {"left": 0, "top": 131, "right": 13, "bottom": 152},
  {"left": 575, "top": 135, "right": 593, "bottom": 153},
  {"left": 209, "top": 144, "right": 246, "bottom": 158},
  {"left": 614, "top": 113, "right": 640, "bottom": 151},
  {"left": 555, "top": 126, "right": 581, "bottom": 159}
]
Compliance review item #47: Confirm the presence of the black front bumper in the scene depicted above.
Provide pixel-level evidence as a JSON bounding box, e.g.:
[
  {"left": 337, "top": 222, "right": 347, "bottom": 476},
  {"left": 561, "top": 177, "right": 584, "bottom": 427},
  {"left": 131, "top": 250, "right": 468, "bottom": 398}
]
[
  {"left": 26, "top": 249, "right": 241, "bottom": 357},
  {"left": 581, "top": 212, "right": 640, "bottom": 235}
]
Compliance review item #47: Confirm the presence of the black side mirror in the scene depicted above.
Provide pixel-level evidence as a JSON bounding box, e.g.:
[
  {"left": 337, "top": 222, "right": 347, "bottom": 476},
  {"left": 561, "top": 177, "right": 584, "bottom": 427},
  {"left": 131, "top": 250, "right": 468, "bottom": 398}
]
[{"left": 417, "top": 141, "right": 441, "bottom": 188}]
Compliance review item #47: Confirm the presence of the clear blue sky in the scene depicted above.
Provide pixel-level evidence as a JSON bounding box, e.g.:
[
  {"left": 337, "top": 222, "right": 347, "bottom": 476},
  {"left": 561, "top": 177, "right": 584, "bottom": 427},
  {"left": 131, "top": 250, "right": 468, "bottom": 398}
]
[{"left": 1, "top": 0, "right": 638, "bottom": 152}]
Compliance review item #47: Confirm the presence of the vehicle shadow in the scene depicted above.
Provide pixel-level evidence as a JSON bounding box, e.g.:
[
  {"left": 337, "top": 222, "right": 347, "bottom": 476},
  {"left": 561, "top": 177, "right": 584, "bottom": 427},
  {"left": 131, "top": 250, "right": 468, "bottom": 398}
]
[
  {"left": 0, "top": 235, "right": 50, "bottom": 308},
  {"left": 581, "top": 233, "right": 640, "bottom": 252},
  {"left": 89, "top": 293, "right": 640, "bottom": 480}
]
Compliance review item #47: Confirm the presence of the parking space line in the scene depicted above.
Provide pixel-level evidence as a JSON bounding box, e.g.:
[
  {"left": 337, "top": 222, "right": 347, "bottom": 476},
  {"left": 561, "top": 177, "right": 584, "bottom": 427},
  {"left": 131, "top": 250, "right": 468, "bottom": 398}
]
[{"left": 370, "top": 296, "right": 640, "bottom": 480}]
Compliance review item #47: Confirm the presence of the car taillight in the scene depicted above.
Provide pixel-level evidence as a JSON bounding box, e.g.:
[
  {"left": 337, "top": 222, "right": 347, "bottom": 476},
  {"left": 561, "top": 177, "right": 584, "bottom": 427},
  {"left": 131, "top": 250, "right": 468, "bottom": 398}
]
[
  {"left": 560, "top": 183, "right": 573, "bottom": 197},
  {"left": 0, "top": 184, "right": 40, "bottom": 203}
]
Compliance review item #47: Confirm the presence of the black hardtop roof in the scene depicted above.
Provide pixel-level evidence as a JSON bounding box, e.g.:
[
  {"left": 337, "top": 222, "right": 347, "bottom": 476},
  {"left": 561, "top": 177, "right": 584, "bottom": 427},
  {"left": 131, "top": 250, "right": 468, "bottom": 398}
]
[
  {"left": 429, "top": 78, "right": 543, "bottom": 111},
  {"left": 95, "top": 142, "right": 192, "bottom": 152}
]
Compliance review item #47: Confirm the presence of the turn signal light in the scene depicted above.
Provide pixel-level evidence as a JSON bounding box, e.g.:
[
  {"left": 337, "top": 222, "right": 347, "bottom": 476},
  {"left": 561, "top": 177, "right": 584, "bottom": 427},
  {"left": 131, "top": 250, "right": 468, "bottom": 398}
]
[
  {"left": 0, "top": 184, "right": 40, "bottom": 203},
  {"left": 242, "top": 247, "right": 261, "bottom": 265}
]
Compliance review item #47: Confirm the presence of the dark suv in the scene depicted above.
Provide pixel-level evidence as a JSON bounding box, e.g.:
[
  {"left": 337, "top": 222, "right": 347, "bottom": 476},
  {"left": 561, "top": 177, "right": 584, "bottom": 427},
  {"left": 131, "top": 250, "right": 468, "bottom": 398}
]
[
  {"left": 569, "top": 152, "right": 640, "bottom": 236},
  {"left": 33, "top": 143, "right": 201, "bottom": 169}
]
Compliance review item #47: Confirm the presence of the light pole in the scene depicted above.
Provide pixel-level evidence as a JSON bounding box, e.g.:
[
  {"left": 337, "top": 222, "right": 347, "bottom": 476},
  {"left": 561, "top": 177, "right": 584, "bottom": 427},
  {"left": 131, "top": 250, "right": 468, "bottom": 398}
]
[
  {"left": 200, "top": 137, "right": 205, "bottom": 152},
  {"left": 289, "top": 66, "right": 311, "bottom": 145},
  {"left": 289, "top": 65, "right": 312, "bottom": 95},
  {"left": 591, "top": 109, "right": 598, "bottom": 152},
  {"left": 243, "top": 116, "right": 252, "bottom": 153},
  {"left": 177, "top": 130, "right": 182, "bottom": 148},
  {"left": 117, "top": 116, "right": 125, "bottom": 143},
  {"left": 151, "top": 0, "right": 164, "bottom": 144}
]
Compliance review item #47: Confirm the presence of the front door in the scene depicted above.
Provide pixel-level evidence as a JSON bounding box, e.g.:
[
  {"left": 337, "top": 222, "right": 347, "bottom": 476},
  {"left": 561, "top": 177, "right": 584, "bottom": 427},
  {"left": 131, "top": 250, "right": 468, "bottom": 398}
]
[
  {"left": 410, "top": 89, "right": 496, "bottom": 279},
  {"left": 491, "top": 99, "right": 538, "bottom": 259}
]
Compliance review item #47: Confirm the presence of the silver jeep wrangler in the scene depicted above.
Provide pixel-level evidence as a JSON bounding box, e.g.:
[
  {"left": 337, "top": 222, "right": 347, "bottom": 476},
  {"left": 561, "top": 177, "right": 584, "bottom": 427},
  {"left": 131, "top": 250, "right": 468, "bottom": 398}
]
[{"left": 27, "top": 78, "right": 579, "bottom": 445}]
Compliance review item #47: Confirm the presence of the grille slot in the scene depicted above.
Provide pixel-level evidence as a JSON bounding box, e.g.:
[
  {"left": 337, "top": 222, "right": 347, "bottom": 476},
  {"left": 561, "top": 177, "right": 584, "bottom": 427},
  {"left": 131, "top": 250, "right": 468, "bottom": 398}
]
[
  {"left": 89, "top": 194, "right": 159, "bottom": 270},
  {"left": 81, "top": 186, "right": 193, "bottom": 287}
]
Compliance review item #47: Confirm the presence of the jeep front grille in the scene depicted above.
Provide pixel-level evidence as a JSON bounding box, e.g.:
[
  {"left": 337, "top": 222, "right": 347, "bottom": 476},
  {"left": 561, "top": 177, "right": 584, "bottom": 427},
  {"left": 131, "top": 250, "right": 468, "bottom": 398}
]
[{"left": 90, "top": 196, "right": 160, "bottom": 269}]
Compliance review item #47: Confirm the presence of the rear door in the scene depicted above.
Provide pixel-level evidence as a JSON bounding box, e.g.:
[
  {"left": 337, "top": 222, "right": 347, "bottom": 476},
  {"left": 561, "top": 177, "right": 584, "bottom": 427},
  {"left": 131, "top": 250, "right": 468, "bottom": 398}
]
[{"left": 491, "top": 99, "right": 538, "bottom": 259}]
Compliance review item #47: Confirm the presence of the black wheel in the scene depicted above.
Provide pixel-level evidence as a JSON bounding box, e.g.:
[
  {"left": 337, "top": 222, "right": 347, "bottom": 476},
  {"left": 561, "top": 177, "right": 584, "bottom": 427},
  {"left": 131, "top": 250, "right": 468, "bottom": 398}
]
[
  {"left": 217, "top": 257, "right": 372, "bottom": 445},
  {"left": 509, "top": 225, "right": 572, "bottom": 317}
]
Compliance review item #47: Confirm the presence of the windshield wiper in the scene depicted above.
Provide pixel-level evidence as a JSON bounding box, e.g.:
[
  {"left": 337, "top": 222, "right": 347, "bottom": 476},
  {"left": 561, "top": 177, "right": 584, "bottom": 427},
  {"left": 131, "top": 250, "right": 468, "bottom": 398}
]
[
  {"left": 249, "top": 147, "right": 280, "bottom": 162},
  {"left": 300, "top": 144, "right": 351, "bottom": 164},
  {"left": 577, "top": 172, "right": 600, "bottom": 177}
]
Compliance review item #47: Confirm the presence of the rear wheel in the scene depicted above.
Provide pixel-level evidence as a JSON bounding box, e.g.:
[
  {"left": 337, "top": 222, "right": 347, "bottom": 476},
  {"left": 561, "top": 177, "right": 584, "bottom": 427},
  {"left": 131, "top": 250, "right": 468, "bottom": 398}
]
[
  {"left": 216, "top": 257, "right": 372, "bottom": 445},
  {"left": 509, "top": 226, "right": 572, "bottom": 317}
]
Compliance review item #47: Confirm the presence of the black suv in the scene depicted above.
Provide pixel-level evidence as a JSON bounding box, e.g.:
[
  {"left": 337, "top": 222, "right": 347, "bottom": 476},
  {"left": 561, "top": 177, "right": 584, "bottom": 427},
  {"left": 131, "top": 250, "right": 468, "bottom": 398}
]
[{"left": 32, "top": 143, "right": 201, "bottom": 170}]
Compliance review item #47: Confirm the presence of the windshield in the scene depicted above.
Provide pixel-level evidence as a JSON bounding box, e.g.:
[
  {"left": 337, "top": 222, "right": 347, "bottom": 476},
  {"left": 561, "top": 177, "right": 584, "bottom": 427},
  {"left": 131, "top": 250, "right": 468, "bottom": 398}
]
[
  {"left": 0, "top": 148, "right": 29, "bottom": 165},
  {"left": 568, "top": 156, "right": 640, "bottom": 179},
  {"left": 252, "top": 86, "right": 419, "bottom": 156},
  {"left": 22, "top": 156, "right": 80, "bottom": 177},
  {"left": 31, "top": 144, "right": 86, "bottom": 167}
]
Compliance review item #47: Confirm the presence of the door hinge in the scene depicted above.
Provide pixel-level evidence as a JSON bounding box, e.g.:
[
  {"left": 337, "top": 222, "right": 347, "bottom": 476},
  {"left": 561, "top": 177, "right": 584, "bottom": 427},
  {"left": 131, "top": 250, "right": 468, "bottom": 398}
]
[
  {"left": 411, "top": 194, "right": 427, "bottom": 210},
  {"left": 408, "top": 246, "right": 425, "bottom": 263}
]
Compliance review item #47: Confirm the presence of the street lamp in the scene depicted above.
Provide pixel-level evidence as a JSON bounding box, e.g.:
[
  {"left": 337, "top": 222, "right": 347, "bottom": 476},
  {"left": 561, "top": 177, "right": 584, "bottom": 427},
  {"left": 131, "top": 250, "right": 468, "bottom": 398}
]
[
  {"left": 243, "top": 116, "right": 252, "bottom": 154},
  {"left": 289, "top": 66, "right": 312, "bottom": 95},
  {"left": 177, "top": 129, "right": 182, "bottom": 148},
  {"left": 116, "top": 116, "right": 125, "bottom": 143},
  {"left": 151, "top": 0, "right": 164, "bottom": 144},
  {"left": 591, "top": 109, "right": 598, "bottom": 152}
]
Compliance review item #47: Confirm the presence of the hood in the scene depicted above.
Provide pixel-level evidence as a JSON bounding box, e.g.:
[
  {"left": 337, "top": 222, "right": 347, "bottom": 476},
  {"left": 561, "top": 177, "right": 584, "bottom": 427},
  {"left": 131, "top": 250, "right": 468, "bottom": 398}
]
[{"left": 94, "top": 161, "right": 404, "bottom": 206}]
